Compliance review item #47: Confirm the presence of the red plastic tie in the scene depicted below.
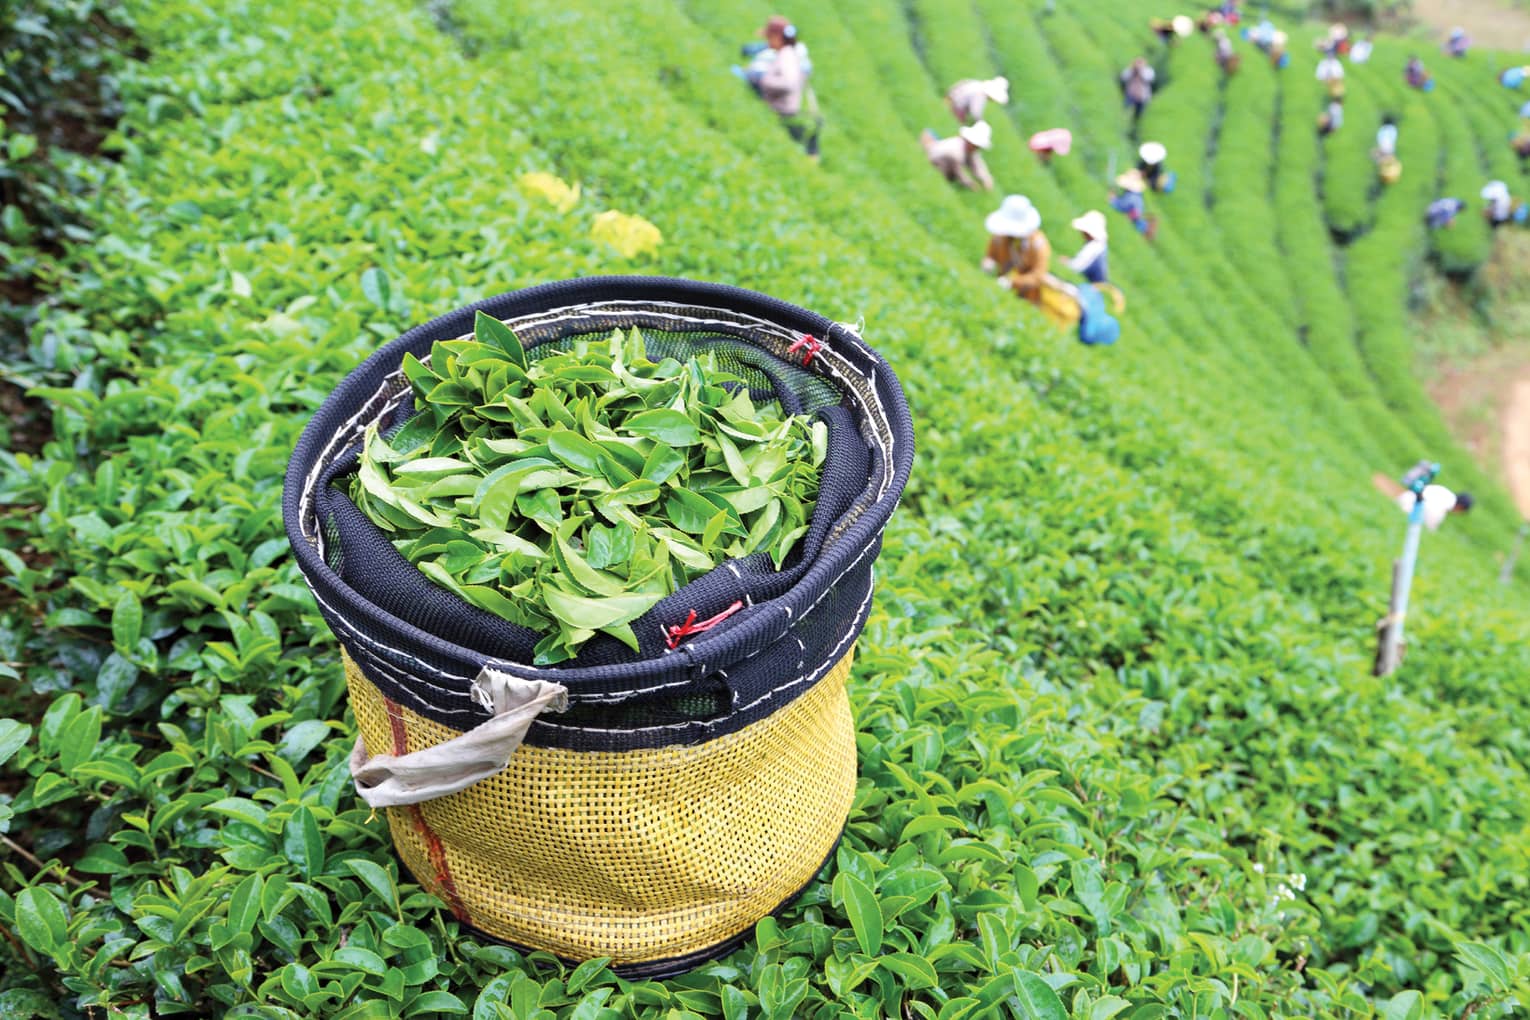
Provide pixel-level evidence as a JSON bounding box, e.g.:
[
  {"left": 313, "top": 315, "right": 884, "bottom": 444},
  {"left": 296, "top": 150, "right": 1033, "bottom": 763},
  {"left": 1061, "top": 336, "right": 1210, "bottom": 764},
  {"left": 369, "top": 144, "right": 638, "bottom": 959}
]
[
  {"left": 664, "top": 600, "right": 745, "bottom": 650},
  {"left": 787, "top": 334, "right": 823, "bottom": 366}
]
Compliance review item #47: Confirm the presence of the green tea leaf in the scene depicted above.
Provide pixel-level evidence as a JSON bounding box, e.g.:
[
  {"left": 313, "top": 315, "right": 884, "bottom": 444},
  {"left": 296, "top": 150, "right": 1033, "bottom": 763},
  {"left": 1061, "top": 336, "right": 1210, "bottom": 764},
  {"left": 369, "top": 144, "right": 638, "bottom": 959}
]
[
  {"left": 1071, "top": 858, "right": 1113, "bottom": 935},
  {"left": 74, "top": 843, "right": 129, "bottom": 873},
  {"left": 277, "top": 720, "right": 331, "bottom": 765},
  {"left": 227, "top": 872, "right": 264, "bottom": 935},
  {"left": 716, "top": 430, "right": 752, "bottom": 485},
  {"left": 743, "top": 498, "right": 782, "bottom": 556},
  {"left": 600, "top": 479, "right": 661, "bottom": 506},
  {"left": 0, "top": 719, "right": 32, "bottom": 769},
  {"left": 458, "top": 583, "right": 529, "bottom": 623},
  {"left": 343, "top": 859, "right": 398, "bottom": 911},
  {"left": 474, "top": 458, "right": 559, "bottom": 532},
  {"left": 1454, "top": 940, "right": 1514, "bottom": 992},
  {"left": 14, "top": 887, "right": 68, "bottom": 955},
  {"left": 111, "top": 590, "right": 142, "bottom": 654},
  {"left": 332, "top": 946, "right": 387, "bottom": 975},
  {"left": 283, "top": 806, "right": 324, "bottom": 881},
  {"left": 473, "top": 310, "right": 527, "bottom": 369},
  {"left": 547, "top": 429, "right": 605, "bottom": 474},
  {"left": 361, "top": 267, "right": 391, "bottom": 310},
  {"left": 553, "top": 524, "right": 627, "bottom": 596},
  {"left": 641, "top": 444, "right": 686, "bottom": 484},
  {"left": 879, "top": 953, "right": 938, "bottom": 989},
  {"left": 1089, "top": 997, "right": 1132, "bottom": 1020},
  {"left": 59, "top": 707, "right": 102, "bottom": 773},
  {"left": 1382, "top": 991, "right": 1424, "bottom": 1020},
  {"left": 1011, "top": 971, "right": 1067, "bottom": 1020},
  {"left": 394, "top": 456, "right": 475, "bottom": 478},
  {"left": 401, "top": 353, "right": 440, "bottom": 396},
  {"left": 667, "top": 489, "right": 722, "bottom": 534},
  {"left": 838, "top": 872, "right": 883, "bottom": 957},
  {"left": 517, "top": 488, "right": 564, "bottom": 530},
  {"left": 624, "top": 408, "right": 701, "bottom": 446},
  {"left": 543, "top": 587, "right": 663, "bottom": 631},
  {"left": 586, "top": 524, "right": 634, "bottom": 569}
]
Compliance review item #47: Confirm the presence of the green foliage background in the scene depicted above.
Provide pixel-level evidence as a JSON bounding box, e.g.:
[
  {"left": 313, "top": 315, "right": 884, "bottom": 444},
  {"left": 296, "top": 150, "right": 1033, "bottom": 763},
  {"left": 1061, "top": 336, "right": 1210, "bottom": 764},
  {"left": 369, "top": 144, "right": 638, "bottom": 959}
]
[{"left": 1, "top": 0, "right": 1528, "bottom": 1017}]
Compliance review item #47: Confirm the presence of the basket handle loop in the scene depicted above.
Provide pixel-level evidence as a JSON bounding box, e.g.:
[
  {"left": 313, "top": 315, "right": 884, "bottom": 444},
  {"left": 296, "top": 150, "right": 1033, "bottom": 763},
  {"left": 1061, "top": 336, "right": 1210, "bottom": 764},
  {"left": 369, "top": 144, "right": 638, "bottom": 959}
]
[{"left": 349, "top": 668, "right": 568, "bottom": 808}]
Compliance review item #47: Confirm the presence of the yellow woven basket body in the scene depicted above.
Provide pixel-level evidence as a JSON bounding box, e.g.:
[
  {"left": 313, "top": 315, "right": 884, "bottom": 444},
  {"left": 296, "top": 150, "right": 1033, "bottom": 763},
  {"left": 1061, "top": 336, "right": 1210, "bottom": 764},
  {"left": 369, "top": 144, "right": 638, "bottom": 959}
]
[{"left": 345, "top": 649, "right": 857, "bottom": 967}]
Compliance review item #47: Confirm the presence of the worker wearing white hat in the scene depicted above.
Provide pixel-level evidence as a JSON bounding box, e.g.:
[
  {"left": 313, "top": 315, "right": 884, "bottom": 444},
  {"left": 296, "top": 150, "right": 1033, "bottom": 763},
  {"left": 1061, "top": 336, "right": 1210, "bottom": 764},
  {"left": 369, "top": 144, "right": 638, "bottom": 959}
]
[
  {"left": 921, "top": 120, "right": 995, "bottom": 191},
  {"left": 1375, "top": 116, "right": 1398, "bottom": 158},
  {"left": 1065, "top": 211, "right": 1110, "bottom": 284},
  {"left": 1270, "top": 30, "right": 1289, "bottom": 68},
  {"left": 1482, "top": 180, "right": 1514, "bottom": 227},
  {"left": 1137, "top": 141, "right": 1170, "bottom": 191},
  {"left": 945, "top": 76, "right": 1010, "bottom": 124},
  {"left": 981, "top": 195, "right": 1052, "bottom": 303},
  {"left": 1316, "top": 52, "right": 1345, "bottom": 98},
  {"left": 1150, "top": 16, "right": 1195, "bottom": 43}
]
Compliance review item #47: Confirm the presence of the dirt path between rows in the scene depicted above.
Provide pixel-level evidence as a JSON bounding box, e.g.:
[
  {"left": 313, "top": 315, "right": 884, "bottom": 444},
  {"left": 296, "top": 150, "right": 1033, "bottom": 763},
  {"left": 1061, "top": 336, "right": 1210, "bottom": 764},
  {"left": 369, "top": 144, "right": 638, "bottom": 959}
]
[
  {"left": 1503, "top": 375, "right": 1530, "bottom": 516},
  {"left": 1427, "top": 353, "right": 1530, "bottom": 519},
  {"left": 1410, "top": 0, "right": 1530, "bottom": 49}
]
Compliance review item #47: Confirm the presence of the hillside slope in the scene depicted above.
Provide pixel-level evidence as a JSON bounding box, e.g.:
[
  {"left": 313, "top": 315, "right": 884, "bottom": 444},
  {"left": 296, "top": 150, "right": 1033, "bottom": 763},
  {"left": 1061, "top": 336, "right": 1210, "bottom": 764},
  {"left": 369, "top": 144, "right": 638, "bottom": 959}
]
[{"left": 0, "top": 0, "right": 1528, "bottom": 1017}]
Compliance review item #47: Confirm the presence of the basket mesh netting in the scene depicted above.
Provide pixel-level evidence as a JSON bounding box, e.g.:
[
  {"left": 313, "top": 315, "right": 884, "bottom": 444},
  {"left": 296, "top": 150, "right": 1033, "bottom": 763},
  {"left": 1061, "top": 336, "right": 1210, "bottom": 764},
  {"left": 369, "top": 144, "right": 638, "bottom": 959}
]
[{"left": 283, "top": 277, "right": 914, "bottom": 975}]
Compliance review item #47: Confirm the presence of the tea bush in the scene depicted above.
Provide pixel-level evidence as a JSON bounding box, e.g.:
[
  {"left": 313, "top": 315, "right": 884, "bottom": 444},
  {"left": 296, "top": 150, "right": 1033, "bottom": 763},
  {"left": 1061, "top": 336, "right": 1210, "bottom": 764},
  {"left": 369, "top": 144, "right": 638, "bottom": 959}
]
[
  {"left": 1, "top": 0, "right": 1529, "bottom": 1017},
  {"left": 0, "top": 0, "right": 135, "bottom": 350}
]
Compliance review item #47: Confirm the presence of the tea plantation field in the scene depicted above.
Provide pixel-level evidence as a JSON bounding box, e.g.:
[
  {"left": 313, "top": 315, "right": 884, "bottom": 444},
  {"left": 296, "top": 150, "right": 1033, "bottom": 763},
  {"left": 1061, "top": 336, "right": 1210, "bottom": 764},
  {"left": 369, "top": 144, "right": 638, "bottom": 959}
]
[{"left": 2, "top": 0, "right": 1530, "bottom": 1017}]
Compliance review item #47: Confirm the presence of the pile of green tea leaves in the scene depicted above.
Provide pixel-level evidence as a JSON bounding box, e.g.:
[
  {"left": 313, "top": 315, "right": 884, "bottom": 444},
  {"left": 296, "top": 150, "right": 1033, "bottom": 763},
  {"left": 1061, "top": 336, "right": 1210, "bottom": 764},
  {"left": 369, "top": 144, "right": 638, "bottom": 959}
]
[{"left": 349, "top": 312, "right": 827, "bottom": 663}]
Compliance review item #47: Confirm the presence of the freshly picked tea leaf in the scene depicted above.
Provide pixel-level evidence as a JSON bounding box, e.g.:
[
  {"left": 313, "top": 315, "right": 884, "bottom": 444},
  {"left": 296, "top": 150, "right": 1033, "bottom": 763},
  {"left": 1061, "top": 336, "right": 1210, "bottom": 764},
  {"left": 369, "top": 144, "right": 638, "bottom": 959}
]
[{"left": 350, "top": 313, "right": 825, "bottom": 663}]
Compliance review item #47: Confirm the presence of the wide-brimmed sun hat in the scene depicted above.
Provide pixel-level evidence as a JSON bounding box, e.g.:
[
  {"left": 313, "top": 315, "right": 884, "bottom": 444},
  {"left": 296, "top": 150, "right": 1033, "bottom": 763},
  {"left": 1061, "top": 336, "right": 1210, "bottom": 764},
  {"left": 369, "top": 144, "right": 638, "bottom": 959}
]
[
  {"left": 1029, "top": 127, "right": 1073, "bottom": 154},
  {"left": 1116, "top": 168, "right": 1147, "bottom": 193},
  {"left": 983, "top": 77, "right": 1010, "bottom": 104},
  {"left": 1071, "top": 209, "right": 1108, "bottom": 240},
  {"left": 1482, "top": 180, "right": 1510, "bottom": 201},
  {"left": 959, "top": 120, "right": 994, "bottom": 149},
  {"left": 1139, "top": 141, "right": 1168, "bottom": 165},
  {"left": 985, "top": 194, "right": 1042, "bottom": 237},
  {"left": 1173, "top": 15, "right": 1194, "bottom": 37},
  {"left": 1272, "top": 30, "right": 1288, "bottom": 47}
]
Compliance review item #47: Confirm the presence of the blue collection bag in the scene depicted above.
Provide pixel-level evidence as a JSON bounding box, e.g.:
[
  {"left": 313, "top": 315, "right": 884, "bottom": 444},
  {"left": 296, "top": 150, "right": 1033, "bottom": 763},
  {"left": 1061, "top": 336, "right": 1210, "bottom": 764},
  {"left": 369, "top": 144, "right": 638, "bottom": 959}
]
[{"left": 1076, "top": 285, "right": 1121, "bottom": 346}]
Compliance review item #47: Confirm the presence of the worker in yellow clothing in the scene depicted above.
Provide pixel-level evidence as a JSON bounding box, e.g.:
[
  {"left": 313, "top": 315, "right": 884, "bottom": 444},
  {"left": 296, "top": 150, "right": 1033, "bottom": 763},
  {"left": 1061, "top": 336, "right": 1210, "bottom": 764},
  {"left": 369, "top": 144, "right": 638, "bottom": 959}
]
[{"left": 981, "top": 195, "right": 1052, "bottom": 304}]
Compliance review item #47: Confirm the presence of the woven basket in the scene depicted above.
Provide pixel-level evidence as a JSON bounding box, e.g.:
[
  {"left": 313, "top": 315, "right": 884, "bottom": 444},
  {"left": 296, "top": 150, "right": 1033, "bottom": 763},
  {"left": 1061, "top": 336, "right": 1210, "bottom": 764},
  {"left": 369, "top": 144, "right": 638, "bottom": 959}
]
[{"left": 283, "top": 277, "right": 914, "bottom": 975}]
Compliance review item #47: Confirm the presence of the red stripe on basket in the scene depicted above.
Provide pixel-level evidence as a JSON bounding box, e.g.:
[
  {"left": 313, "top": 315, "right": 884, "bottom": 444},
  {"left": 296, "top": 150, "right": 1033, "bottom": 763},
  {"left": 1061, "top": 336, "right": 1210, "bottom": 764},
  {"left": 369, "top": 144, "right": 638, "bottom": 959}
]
[
  {"left": 381, "top": 697, "right": 470, "bottom": 923},
  {"left": 408, "top": 804, "right": 471, "bottom": 924},
  {"left": 384, "top": 698, "right": 409, "bottom": 755}
]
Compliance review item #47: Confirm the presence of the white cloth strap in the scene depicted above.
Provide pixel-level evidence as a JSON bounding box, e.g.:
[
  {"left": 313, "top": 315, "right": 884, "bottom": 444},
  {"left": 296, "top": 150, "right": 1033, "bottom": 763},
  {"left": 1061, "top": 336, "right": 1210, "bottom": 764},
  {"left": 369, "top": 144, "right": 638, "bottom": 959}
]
[{"left": 350, "top": 667, "right": 568, "bottom": 808}]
